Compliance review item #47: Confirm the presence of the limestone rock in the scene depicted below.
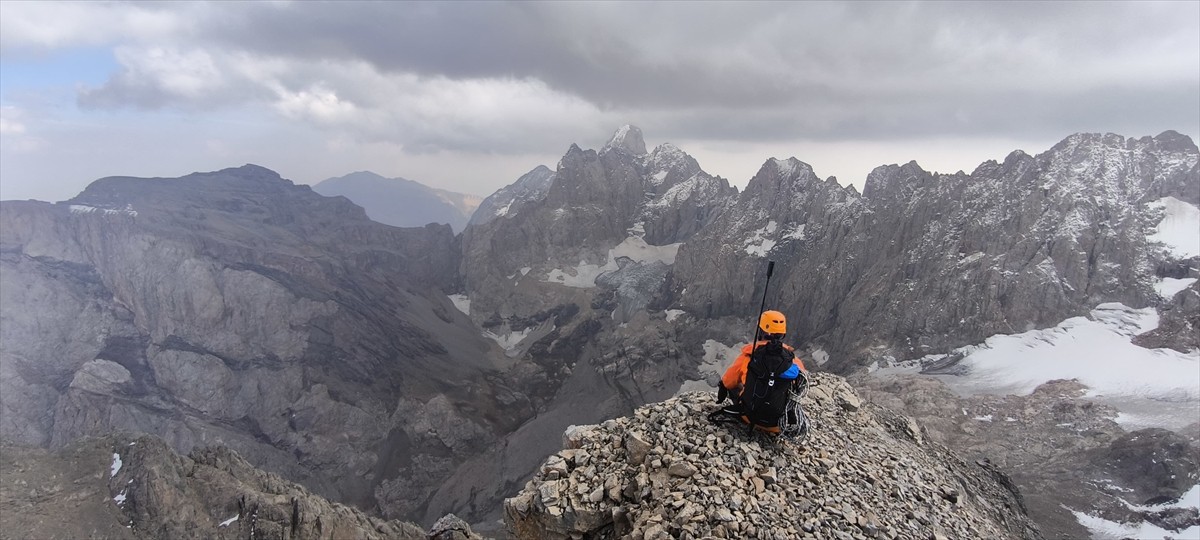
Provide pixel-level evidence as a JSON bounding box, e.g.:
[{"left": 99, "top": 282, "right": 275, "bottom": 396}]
[
  {"left": 504, "top": 373, "right": 1042, "bottom": 539},
  {"left": 0, "top": 433, "right": 438, "bottom": 540}
]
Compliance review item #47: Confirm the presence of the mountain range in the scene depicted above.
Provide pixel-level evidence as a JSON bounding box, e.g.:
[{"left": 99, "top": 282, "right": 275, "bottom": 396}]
[{"left": 1, "top": 126, "right": 1197, "bottom": 539}]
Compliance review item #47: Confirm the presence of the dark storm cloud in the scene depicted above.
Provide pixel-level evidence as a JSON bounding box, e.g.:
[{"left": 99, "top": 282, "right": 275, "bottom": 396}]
[
  {"left": 63, "top": 1, "right": 1200, "bottom": 147},
  {"left": 193, "top": 1, "right": 1199, "bottom": 135}
]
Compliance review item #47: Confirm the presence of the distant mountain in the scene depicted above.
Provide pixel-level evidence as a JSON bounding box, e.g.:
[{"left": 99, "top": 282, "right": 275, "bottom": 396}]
[{"left": 313, "top": 171, "right": 481, "bottom": 232}]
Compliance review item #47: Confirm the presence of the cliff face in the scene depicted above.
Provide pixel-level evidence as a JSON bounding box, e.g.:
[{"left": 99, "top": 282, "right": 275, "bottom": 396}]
[
  {"left": 505, "top": 374, "right": 1042, "bottom": 540},
  {"left": 0, "top": 165, "right": 524, "bottom": 520}
]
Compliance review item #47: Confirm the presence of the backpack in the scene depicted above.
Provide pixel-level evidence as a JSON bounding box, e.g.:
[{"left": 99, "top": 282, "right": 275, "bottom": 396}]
[{"left": 739, "top": 340, "right": 799, "bottom": 432}]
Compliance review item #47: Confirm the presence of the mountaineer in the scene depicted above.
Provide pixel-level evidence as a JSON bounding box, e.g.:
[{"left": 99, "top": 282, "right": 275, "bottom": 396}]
[{"left": 711, "top": 310, "right": 808, "bottom": 436}]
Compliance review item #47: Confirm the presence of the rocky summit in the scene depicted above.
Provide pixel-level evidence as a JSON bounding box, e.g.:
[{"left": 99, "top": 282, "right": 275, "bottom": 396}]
[{"left": 505, "top": 374, "right": 1041, "bottom": 540}]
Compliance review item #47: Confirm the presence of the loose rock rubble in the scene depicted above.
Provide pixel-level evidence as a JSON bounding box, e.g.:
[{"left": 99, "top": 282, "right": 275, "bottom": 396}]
[{"left": 505, "top": 373, "right": 1041, "bottom": 539}]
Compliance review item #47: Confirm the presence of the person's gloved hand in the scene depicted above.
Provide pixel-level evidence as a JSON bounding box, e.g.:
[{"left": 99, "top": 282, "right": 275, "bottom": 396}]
[{"left": 716, "top": 383, "right": 728, "bottom": 403}]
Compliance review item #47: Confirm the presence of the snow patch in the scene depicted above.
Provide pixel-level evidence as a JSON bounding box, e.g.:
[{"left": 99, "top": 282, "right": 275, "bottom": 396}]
[
  {"left": 495, "top": 199, "right": 514, "bottom": 217},
  {"left": 1155, "top": 277, "right": 1197, "bottom": 299},
  {"left": 782, "top": 223, "right": 806, "bottom": 241},
  {"left": 447, "top": 294, "right": 470, "bottom": 315},
  {"left": 650, "top": 170, "right": 668, "bottom": 185},
  {"left": 771, "top": 158, "right": 799, "bottom": 177},
  {"left": 646, "top": 175, "right": 721, "bottom": 210},
  {"left": 810, "top": 349, "right": 830, "bottom": 366},
  {"left": 110, "top": 453, "right": 123, "bottom": 477},
  {"left": 483, "top": 327, "right": 533, "bottom": 351},
  {"left": 973, "top": 415, "right": 994, "bottom": 422},
  {"left": 113, "top": 489, "right": 127, "bottom": 505},
  {"left": 219, "top": 515, "right": 239, "bottom": 527},
  {"left": 546, "top": 261, "right": 612, "bottom": 288},
  {"left": 1121, "top": 483, "right": 1200, "bottom": 512},
  {"left": 665, "top": 309, "right": 685, "bottom": 322},
  {"left": 1148, "top": 197, "right": 1200, "bottom": 258},
  {"left": 676, "top": 340, "right": 739, "bottom": 395},
  {"left": 543, "top": 237, "right": 681, "bottom": 288},
  {"left": 70, "top": 204, "right": 138, "bottom": 217},
  {"left": 1072, "top": 484, "right": 1200, "bottom": 540},
  {"left": 744, "top": 221, "right": 779, "bottom": 257},
  {"left": 907, "top": 303, "right": 1200, "bottom": 429},
  {"left": 959, "top": 252, "right": 986, "bottom": 265}
]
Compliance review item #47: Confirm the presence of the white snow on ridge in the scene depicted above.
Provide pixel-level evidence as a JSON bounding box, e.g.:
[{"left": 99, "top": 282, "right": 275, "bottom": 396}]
[
  {"left": 895, "top": 303, "right": 1199, "bottom": 430},
  {"left": 665, "top": 309, "right": 685, "bottom": 322},
  {"left": 1156, "top": 277, "right": 1197, "bottom": 299},
  {"left": 219, "top": 515, "right": 239, "bottom": 527},
  {"left": 770, "top": 158, "right": 799, "bottom": 177},
  {"left": 1148, "top": 197, "right": 1200, "bottom": 258}
]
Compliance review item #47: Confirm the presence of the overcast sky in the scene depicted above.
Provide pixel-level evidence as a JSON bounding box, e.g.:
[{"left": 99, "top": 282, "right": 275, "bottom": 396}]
[{"left": 1, "top": 1, "right": 1197, "bottom": 202}]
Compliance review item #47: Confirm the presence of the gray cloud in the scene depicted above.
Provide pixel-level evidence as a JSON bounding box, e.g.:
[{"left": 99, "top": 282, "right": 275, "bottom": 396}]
[
  {"left": 99, "top": 1, "right": 1197, "bottom": 142},
  {"left": 2, "top": 0, "right": 1197, "bottom": 185}
]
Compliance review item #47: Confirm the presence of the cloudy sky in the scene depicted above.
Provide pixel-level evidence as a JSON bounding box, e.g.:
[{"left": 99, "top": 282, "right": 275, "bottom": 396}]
[{"left": 1, "top": 1, "right": 1197, "bottom": 202}]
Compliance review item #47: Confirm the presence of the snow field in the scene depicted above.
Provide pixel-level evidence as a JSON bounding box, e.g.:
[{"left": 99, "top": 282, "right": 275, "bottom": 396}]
[{"left": 927, "top": 303, "right": 1198, "bottom": 408}]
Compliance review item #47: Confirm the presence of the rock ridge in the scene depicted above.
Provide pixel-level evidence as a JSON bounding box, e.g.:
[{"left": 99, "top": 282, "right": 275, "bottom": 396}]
[
  {"left": 504, "top": 374, "right": 1041, "bottom": 540},
  {"left": 0, "top": 433, "right": 485, "bottom": 540}
]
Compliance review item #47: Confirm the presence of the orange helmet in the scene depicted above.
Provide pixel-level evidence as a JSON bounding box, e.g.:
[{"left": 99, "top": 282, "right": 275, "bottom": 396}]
[{"left": 759, "top": 310, "right": 786, "bottom": 335}]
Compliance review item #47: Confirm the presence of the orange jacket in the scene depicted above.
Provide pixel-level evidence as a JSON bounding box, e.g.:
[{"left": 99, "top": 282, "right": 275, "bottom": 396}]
[{"left": 720, "top": 340, "right": 807, "bottom": 393}]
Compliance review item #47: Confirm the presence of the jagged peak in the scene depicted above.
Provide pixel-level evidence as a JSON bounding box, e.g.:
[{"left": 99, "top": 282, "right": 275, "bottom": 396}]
[
  {"left": 603, "top": 124, "right": 648, "bottom": 156},
  {"left": 651, "top": 142, "right": 685, "bottom": 157},
  {"left": 757, "top": 157, "right": 815, "bottom": 181},
  {"left": 861, "top": 161, "right": 931, "bottom": 200},
  {"left": 1152, "top": 130, "right": 1199, "bottom": 153}
]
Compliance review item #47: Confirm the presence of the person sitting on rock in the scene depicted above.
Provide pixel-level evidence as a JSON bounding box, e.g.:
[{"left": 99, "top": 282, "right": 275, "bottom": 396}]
[{"left": 712, "top": 310, "right": 808, "bottom": 434}]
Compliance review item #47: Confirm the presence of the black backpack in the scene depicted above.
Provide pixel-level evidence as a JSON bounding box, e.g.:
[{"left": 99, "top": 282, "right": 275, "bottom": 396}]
[{"left": 739, "top": 340, "right": 796, "bottom": 431}]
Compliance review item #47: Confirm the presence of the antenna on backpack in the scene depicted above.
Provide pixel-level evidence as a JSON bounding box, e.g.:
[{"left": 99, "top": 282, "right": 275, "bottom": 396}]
[{"left": 750, "top": 260, "right": 775, "bottom": 355}]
